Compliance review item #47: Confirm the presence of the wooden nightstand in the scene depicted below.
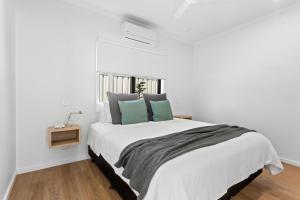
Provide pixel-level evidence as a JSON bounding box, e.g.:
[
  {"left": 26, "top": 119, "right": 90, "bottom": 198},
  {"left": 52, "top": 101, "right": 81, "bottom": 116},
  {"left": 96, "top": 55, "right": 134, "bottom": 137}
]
[
  {"left": 48, "top": 124, "right": 80, "bottom": 148},
  {"left": 174, "top": 115, "right": 192, "bottom": 120}
]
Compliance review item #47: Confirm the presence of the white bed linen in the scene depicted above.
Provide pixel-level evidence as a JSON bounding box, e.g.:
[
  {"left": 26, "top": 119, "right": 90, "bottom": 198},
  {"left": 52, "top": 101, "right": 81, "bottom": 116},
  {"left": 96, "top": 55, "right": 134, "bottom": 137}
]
[{"left": 87, "top": 119, "right": 283, "bottom": 200}]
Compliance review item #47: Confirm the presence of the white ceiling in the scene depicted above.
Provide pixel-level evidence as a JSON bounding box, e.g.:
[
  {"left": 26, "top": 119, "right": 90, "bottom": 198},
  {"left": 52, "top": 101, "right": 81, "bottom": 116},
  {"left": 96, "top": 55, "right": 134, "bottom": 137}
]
[{"left": 65, "top": 0, "right": 299, "bottom": 43}]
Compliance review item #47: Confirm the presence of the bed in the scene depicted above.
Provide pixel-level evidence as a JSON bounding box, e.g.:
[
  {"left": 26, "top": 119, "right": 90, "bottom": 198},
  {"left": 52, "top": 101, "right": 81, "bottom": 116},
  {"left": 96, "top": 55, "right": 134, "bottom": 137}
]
[{"left": 87, "top": 118, "right": 283, "bottom": 200}]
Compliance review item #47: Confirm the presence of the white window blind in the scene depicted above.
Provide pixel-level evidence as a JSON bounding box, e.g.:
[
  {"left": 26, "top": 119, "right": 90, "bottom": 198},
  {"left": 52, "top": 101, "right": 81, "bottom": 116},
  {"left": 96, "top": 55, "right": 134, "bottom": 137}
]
[{"left": 97, "top": 72, "right": 164, "bottom": 102}]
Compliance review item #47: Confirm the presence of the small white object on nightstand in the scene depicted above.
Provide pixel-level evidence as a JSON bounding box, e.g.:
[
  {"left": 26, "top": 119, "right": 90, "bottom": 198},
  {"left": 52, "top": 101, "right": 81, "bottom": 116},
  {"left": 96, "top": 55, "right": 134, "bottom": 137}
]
[{"left": 54, "top": 124, "right": 65, "bottom": 129}]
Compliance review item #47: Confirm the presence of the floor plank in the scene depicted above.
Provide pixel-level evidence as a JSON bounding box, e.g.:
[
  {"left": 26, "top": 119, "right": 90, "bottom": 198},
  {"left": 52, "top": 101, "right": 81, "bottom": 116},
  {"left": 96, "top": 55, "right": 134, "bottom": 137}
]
[
  {"left": 9, "top": 160, "right": 300, "bottom": 200},
  {"left": 232, "top": 164, "right": 300, "bottom": 200}
]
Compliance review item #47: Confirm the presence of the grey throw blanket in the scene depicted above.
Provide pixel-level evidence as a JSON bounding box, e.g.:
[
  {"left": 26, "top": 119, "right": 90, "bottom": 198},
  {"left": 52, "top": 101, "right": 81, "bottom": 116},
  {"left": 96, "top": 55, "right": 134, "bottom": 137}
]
[{"left": 115, "top": 124, "right": 254, "bottom": 200}]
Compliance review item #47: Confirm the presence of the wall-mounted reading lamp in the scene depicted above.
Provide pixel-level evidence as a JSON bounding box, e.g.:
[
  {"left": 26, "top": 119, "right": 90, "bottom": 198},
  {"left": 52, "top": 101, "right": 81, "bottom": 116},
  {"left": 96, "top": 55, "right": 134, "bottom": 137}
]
[{"left": 65, "top": 110, "right": 83, "bottom": 126}]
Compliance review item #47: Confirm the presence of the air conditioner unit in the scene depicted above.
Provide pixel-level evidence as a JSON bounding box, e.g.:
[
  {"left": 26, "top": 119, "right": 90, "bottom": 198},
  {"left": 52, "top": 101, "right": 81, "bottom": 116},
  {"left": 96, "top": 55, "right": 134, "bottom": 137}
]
[{"left": 122, "top": 22, "right": 157, "bottom": 47}]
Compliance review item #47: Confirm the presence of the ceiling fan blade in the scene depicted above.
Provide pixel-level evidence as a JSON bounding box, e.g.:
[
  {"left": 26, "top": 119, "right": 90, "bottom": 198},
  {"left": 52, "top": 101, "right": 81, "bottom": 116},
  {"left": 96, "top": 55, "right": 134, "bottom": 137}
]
[
  {"left": 174, "top": 0, "right": 233, "bottom": 19},
  {"left": 174, "top": 1, "right": 192, "bottom": 19}
]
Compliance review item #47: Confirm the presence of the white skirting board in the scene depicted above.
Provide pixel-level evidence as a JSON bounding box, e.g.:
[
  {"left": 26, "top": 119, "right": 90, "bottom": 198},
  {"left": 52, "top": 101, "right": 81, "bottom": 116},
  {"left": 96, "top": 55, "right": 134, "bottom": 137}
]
[
  {"left": 280, "top": 157, "right": 300, "bottom": 167},
  {"left": 2, "top": 171, "right": 17, "bottom": 200},
  {"left": 16, "top": 154, "right": 90, "bottom": 174}
]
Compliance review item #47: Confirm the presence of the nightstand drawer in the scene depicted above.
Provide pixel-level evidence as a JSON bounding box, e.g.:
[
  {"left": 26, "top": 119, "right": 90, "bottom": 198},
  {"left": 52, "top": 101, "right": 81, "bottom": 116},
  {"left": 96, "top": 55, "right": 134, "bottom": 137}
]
[
  {"left": 48, "top": 125, "right": 80, "bottom": 148},
  {"left": 174, "top": 115, "right": 192, "bottom": 120}
]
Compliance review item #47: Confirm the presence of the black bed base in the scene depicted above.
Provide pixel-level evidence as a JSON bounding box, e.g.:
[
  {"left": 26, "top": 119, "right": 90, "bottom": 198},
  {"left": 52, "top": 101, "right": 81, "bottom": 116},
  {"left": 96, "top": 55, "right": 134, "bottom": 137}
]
[{"left": 88, "top": 146, "right": 262, "bottom": 200}]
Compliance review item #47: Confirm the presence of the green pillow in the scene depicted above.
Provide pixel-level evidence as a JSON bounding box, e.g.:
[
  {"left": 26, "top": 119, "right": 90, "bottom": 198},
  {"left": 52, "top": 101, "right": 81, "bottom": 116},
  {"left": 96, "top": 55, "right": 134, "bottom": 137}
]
[
  {"left": 118, "top": 99, "right": 148, "bottom": 125},
  {"left": 150, "top": 100, "right": 173, "bottom": 122}
]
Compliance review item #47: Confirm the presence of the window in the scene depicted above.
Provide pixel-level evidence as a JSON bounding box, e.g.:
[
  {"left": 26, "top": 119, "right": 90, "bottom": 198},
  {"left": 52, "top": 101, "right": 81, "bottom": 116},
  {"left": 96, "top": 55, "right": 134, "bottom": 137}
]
[{"left": 97, "top": 72, "right": 164, "bottom": 102}]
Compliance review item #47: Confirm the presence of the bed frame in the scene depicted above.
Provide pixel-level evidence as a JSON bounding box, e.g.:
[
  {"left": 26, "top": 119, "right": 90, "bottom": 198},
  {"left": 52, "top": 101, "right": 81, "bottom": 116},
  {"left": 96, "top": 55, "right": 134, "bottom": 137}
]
[{"left": 88, "top": 146, "right": 262, "bottom": 200}]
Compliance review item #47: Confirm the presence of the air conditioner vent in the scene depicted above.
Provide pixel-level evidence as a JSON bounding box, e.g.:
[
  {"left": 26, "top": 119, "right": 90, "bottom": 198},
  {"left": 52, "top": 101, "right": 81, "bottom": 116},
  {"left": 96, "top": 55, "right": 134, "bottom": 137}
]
[{"left": 122, "top": 22, "right": 157, "bottom": 47}]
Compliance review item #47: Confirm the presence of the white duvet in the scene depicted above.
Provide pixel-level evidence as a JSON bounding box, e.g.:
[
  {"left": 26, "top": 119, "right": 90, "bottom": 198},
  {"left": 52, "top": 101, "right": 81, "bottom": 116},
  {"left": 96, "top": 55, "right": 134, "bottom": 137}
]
[{"left": 87, "top": 119, "right": 283, "bottom": 200}]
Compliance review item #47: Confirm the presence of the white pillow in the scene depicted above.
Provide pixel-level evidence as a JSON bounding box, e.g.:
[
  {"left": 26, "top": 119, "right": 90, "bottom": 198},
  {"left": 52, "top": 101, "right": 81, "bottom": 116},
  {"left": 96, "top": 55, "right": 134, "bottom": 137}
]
[
  {"left": 103, "top": 102, "right": 112, "bottom": 123},
  {"left": 97, "top": 102, "right": 112, "bottom": 123}
]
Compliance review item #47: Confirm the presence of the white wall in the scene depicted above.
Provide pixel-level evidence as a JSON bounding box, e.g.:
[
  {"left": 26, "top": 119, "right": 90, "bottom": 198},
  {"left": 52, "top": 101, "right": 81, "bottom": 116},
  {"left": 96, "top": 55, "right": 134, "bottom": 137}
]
[
  {"left": 193, "top": 5, "right": 300, "bottom": 164},
  {"left": 15, "top": 0, "right": 193, "bottom": 172},
  {"left": 0, "top": 0, "right": 16, "bottom": 198}
]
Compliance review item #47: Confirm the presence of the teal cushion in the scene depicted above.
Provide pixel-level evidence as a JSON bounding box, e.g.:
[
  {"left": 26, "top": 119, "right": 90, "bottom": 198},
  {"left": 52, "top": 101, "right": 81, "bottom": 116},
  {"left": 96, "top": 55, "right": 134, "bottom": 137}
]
[
  {"left": 118, "top": 99, "right": 148, "bottom": 125},
  {"left": 150, "top": 100, "right": 173, "bottom": 122}
]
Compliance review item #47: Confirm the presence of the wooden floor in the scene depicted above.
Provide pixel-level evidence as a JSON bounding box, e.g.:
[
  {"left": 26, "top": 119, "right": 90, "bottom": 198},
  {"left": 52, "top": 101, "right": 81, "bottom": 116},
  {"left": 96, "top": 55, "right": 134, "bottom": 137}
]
[{"left": 9, "top": 160, "right": 300, "bottom": 200}]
